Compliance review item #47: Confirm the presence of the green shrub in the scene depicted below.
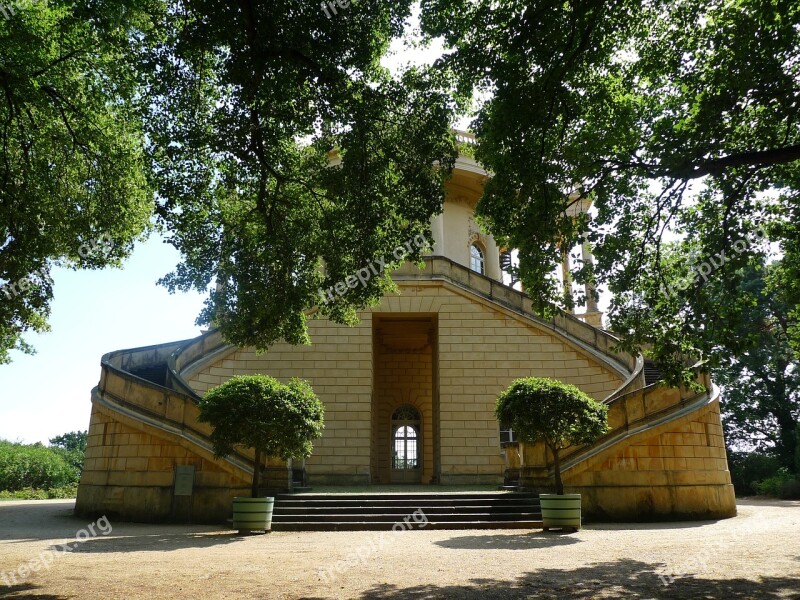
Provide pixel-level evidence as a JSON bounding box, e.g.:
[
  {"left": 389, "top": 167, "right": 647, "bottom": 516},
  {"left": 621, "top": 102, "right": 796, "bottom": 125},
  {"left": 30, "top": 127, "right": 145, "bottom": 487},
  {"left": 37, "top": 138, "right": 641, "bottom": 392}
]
[
  {"left": 48, "top": 431, "right": 87, "bottom": 475},
  {"left": 754, "top": 468, "right": 800, "bottom": 499},
  {"left": 0, "top": 440, "right": 79, "bottom": 491},
  {"left": 495, "top": 377, "right": 608, "bottom": 495},
  {"left": 780, "top": 478, "right": 800, "bottom": 499},
  {"left": 199, "top": 375, "right": 325, "bottom": 497},
  {"left": 726, "top": 450, "right": 783, "bottom": 496},
  {"left": 0, "top": 484, "right": 78, "bottom": 500}
]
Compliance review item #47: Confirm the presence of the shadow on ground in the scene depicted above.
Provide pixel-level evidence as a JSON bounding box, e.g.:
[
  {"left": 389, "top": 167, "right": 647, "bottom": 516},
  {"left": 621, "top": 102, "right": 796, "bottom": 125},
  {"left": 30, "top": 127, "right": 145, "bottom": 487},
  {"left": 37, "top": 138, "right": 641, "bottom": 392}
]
[
  {"left": 736, "top": 498, "right": 800, "bottom": 508},
  {"left": 0, "top": 582, "right": 68, "bottom": 599},
  {"left": 352, "top": 559, "right": 800, "bottom": 600},
  {"left": 434, "top": 531, "right": 580, "bottom": 550},
  {"left": 48, "top": 530, "right": 251, "bottom": 554},
  {"left": 0, "top": 501, "right": 239, "bottom": 550},
  {"left": 582, "top": 520, "right": 722, "bottom": 531}
]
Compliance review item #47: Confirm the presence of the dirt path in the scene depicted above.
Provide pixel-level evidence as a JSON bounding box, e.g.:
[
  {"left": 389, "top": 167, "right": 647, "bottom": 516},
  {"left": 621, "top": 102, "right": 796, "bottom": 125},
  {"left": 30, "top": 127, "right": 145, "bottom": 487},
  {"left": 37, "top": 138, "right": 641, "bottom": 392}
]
[{"left": 0, "top": 498, "right": 798, "bottom": 599}]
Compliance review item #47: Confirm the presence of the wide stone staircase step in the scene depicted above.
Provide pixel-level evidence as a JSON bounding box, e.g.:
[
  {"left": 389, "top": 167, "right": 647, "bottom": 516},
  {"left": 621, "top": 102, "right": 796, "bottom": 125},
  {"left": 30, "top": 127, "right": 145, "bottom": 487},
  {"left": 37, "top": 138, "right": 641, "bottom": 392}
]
[{"left": 270, "top": 492, "right": 541, "bottom": 531}]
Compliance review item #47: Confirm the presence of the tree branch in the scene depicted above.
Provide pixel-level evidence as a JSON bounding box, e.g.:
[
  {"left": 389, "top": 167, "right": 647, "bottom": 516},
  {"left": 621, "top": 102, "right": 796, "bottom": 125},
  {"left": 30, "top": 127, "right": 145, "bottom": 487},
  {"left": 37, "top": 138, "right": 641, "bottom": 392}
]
[{"left": 606, "top": 145, "right": 800, "bottom": 180}]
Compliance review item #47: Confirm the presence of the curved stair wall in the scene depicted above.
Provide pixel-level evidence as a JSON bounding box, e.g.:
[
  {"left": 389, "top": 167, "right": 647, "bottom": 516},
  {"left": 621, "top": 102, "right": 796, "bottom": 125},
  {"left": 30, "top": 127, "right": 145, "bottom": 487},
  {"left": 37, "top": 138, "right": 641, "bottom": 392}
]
[
  {"left": 75, "top": 343, "right": 287, "bottom": 523},
  {"left": 511, "top": 371, "right": 737, "bottom": 520}
]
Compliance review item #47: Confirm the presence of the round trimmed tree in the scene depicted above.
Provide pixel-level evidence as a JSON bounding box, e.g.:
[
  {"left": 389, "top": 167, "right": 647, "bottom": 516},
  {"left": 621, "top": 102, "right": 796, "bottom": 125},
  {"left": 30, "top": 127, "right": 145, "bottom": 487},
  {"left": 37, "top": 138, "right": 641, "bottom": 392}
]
[
  {"left": 198, "top": 375, "right": 324, "bottom": 497},
  {"left": 495, "top": 377, "right": 609, "bottom": 495}
]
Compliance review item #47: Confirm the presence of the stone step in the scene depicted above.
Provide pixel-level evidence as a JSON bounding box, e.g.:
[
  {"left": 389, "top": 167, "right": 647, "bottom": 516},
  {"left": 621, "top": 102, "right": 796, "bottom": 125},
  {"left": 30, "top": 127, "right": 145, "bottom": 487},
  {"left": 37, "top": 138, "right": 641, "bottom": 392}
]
[
  {"left": 277, "top": 492, "right": 537, "bottom": 500},
  {"left": 275, "top": 495, "right": 537, "bottom": 506},
  {"left": 269, "top": 491, "right": 541, "bottom": 531},
  {"left": 272, "top": 512, "right": 542, "bottom": 523},
  {"left": 273, "top": 504, "right": 539, "bottom": 515},
  {"left": 270, "top": 520, "right": 543, "bottom": 531}
]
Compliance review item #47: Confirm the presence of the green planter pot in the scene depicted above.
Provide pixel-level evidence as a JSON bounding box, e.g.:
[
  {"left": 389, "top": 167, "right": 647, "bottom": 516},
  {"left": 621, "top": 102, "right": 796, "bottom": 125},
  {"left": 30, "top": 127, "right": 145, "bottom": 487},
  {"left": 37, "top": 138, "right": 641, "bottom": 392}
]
[
  {"left": 540, "top": 493, "right": 582, "bottom": 531},
  {"left": 233, "top": 497, "right": 274, "bottom": 533}
]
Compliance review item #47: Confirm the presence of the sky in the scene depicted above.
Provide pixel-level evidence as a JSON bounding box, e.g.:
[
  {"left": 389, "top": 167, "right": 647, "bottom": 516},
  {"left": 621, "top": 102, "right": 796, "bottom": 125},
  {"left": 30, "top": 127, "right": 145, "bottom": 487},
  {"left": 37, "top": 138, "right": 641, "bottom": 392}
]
[{"left": 0, "top": 235, "right": 208, "bottom": 444}]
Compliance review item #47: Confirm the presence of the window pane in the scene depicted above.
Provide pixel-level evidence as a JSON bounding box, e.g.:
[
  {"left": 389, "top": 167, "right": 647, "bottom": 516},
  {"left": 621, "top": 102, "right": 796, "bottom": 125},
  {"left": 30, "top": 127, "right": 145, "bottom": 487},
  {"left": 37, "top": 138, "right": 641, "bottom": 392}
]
[
  {"left": 470, "top": 244, "right": 485, "bottom": 274},
  {"left": 393, "top": 425, "right": 419, "bottom": 469}
]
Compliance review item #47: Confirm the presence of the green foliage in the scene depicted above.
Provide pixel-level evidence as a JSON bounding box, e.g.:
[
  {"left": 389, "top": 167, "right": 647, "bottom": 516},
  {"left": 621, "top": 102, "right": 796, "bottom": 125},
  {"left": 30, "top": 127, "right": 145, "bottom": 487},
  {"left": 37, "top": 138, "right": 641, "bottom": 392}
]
[
  {"left": 0, "top": 440, "right": 80, "bottom": 491},
  {"left": 147, "top": 2, "right": 458, "bottom": 351},
  {"left": 48, "top": 431, "right": 88, "bottom": 475},
  {"left": 0, "top": 0, "right": 159, "bottom": 363},
  {"left": 0, "top": 484, "right": 78, "bottom": 500},
  {"left": 712, "top": 263, "right": 799, "bottom": 472},
  {"left": 495, "top": 377, "right": 608, "bottom": 494},
  {"left": 754, "top": 468, "right": 800, "bottom": 500},
  {"left": 49, "top": 431, "right": 87, "bottom": 453},
  {"left": 198, "top": 375, "right": 324, "bottom": 496},
  {"left": 2, "top": 1, "right": 459, "bottom": 362},
  {"left": 495, "top": 378, "right": 609, "bottom": 449},
  {"left": 796, "top": 423, "right": 800, "bottom": 475},
  {"left": 420, "top": 0, "right": 800, "bottom": 382},
  {"left": 726, "top": 450, "right": 784, "bottom": 496},
  {"left": 199, "top": 375, "right": 324, "bottom": 461}
]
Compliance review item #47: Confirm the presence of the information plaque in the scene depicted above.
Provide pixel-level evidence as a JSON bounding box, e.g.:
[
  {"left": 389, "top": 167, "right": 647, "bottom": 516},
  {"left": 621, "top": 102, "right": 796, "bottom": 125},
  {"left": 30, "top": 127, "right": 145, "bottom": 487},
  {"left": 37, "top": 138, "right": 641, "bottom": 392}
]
[{"left": 174, "top": 465, "right": 195, "bottom": 496}]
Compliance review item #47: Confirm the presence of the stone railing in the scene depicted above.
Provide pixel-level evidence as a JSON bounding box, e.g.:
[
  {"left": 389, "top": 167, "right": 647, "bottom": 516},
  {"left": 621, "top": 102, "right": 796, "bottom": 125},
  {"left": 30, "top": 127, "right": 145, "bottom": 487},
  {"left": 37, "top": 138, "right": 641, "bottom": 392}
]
[
  {"left": 514, "top": 370, "right": 714, "bottom": 486},
  {"left": 99, "top": 344, "right": 290, "bottom": 490},
  {"left": 453, "top": 130, "right": 477, "bottom": 145},
  {"left": 166, "top": 330, "right": 229, "bottom": 398},
  {"left": 393, "top": 255, "right": 640, "bottom": 379},
  {"left": 98, "top": 345, "right": 253, "bottom": 476}
]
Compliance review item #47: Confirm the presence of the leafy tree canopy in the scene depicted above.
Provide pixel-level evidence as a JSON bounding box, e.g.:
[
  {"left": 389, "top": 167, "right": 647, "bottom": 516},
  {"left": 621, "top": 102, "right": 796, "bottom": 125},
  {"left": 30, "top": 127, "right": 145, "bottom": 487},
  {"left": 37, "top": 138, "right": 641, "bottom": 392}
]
[
  {"left": 420, "top": 0, "right": 800, "bottom": 380},
  {"left": 495, "top": 377, "right": 608, "bottom": 494},
  {"left": 713, "top": 262, "right": 799, "bottom": 472},
  {"left": 1, "top": 1, "right": 458, "bottom": 362},
  {"left": 49, "top": 430, "right": 87, "bottom": 453},
  {"left": 197, "top": 374, "right": 324, "bottom": 495},
  {"left": 148, "top": 0, "right": 459, "bottom": 351},
  {"left": 0, "top": 0, "right": 159, "bottom": 363},
  {"left": 6, "top": 0, "right": 799, "bottom": 379}
]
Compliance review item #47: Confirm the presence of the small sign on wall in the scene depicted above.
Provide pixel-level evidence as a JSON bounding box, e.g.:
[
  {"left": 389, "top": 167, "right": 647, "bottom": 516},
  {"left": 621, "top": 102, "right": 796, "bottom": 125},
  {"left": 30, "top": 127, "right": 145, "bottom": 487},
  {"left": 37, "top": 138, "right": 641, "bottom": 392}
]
[{"left": 174, "top": 465, "right": 195, "bottom": 496}]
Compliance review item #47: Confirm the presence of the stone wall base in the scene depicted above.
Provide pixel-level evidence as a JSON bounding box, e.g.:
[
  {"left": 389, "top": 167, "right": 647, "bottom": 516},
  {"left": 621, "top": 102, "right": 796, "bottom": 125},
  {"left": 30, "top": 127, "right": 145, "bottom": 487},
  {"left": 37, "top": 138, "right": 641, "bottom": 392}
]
[
  {"left": 576, "top": 483, "right": 737, "bottom": 522},
  {"left": 75, "top": 484, "right": 251, "bottom": 524}
]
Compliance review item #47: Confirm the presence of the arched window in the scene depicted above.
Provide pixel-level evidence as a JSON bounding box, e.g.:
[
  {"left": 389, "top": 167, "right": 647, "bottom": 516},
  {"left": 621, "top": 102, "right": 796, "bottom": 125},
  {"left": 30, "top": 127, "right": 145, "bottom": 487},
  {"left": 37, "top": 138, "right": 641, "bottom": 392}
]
[
  {"left": 470, "top": 244, "right": 485, "bottom": 274},
  {"left": 393, "top": 426, "right": 418, "bottom": 469},
  {"left": 391, "top": 405, "right": 420, "bottom": 470}
]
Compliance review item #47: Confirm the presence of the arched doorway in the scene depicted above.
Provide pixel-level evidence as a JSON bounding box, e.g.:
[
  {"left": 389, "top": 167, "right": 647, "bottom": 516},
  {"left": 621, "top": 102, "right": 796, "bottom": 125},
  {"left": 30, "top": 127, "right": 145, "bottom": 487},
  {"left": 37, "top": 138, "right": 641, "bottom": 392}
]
[{"left": 391, "top": 405, "right": 421, "bottom": 483}]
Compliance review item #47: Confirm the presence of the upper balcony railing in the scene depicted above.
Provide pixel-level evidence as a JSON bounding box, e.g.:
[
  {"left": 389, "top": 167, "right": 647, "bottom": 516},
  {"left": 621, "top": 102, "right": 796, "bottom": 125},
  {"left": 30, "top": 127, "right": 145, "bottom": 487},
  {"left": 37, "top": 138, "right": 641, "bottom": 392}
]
[
  {"left": 453, "top": 130, "right": 478, "bottom": 146},
  {"left": 393, "top": 255, "right": 642, "bottom": 382}
]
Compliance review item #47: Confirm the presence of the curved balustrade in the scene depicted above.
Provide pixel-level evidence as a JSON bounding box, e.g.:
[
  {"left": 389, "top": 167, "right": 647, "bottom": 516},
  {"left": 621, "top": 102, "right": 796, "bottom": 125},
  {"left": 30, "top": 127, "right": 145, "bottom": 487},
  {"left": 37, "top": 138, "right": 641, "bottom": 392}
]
[{"left": 392, "top": 256, "right": 641, "bottom": 381}]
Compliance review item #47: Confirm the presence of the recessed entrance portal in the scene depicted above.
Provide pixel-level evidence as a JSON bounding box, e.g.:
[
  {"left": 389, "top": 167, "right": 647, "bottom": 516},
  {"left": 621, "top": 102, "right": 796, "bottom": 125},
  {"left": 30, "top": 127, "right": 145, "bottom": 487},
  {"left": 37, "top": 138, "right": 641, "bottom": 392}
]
[{"left": 371, "top": 315, "right": 438, "bottom": 484}]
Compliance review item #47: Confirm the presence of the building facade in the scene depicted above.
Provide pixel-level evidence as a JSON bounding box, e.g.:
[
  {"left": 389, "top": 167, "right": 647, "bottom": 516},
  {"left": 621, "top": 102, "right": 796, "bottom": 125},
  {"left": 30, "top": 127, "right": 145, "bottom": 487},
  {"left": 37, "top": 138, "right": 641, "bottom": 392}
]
[{"left": 75, "top": 142, "right": 737, "bottom": 523}]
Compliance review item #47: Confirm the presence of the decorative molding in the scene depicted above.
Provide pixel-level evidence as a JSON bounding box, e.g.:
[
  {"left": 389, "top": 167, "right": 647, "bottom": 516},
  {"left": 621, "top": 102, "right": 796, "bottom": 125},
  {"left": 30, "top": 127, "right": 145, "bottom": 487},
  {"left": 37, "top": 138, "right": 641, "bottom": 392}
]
[{"left": 447, "top": 194, "right": 476, "bottom": 209}]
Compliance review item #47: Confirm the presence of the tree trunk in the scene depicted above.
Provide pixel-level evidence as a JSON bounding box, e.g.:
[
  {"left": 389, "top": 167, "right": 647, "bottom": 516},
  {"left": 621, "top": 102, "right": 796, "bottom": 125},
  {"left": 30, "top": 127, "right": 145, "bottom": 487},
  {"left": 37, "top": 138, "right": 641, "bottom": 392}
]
[
  {"left": 551, "top": 445, "right": 564, "bottom": 495},
  {"left": 251, "top": 448, "right": 262, "bottom": 498}
]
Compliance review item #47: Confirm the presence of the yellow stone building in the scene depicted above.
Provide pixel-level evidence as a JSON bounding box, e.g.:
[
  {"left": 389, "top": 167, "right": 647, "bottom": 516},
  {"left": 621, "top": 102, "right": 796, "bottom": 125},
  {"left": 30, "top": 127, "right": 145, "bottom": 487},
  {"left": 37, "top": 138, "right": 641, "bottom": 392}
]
[{"left": 76, "top": 136, "right": 737, "bottom": 523}]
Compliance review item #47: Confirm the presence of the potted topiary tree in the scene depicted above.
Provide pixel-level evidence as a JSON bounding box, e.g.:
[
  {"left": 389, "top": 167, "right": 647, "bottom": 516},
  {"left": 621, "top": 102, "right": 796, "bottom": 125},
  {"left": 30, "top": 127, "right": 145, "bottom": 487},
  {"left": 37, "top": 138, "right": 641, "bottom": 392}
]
[
  {"left": 495, "top": 377, "right": 608, "bottom": 532},
  {"left": 198, "top": 375, "right": 324, "bottom": 533}
]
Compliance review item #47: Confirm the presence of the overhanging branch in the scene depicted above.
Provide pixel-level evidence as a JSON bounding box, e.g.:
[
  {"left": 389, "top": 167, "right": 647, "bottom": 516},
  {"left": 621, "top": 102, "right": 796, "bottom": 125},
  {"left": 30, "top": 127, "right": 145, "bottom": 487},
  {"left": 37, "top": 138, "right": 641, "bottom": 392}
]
[{"left": 606, "top": 144, "right": 800, "bottom": 180}]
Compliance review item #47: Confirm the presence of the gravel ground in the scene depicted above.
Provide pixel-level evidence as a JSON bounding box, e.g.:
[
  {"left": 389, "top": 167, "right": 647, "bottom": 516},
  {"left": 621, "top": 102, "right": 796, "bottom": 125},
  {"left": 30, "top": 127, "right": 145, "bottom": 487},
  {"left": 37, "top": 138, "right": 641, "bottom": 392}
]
[{"left": 0, "top": 498, "right": 798, "bottom": 599}]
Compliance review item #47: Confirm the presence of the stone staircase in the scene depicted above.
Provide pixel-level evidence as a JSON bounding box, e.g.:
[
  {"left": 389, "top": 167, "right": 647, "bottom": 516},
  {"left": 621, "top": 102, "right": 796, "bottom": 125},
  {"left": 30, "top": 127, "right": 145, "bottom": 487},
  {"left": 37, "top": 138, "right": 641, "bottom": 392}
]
[
  {"left": 270, "top": 491, "right": 541, "bottom": 531},
  {"left": 643, "top": 359, "right": 663, "bottom": 386}
]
